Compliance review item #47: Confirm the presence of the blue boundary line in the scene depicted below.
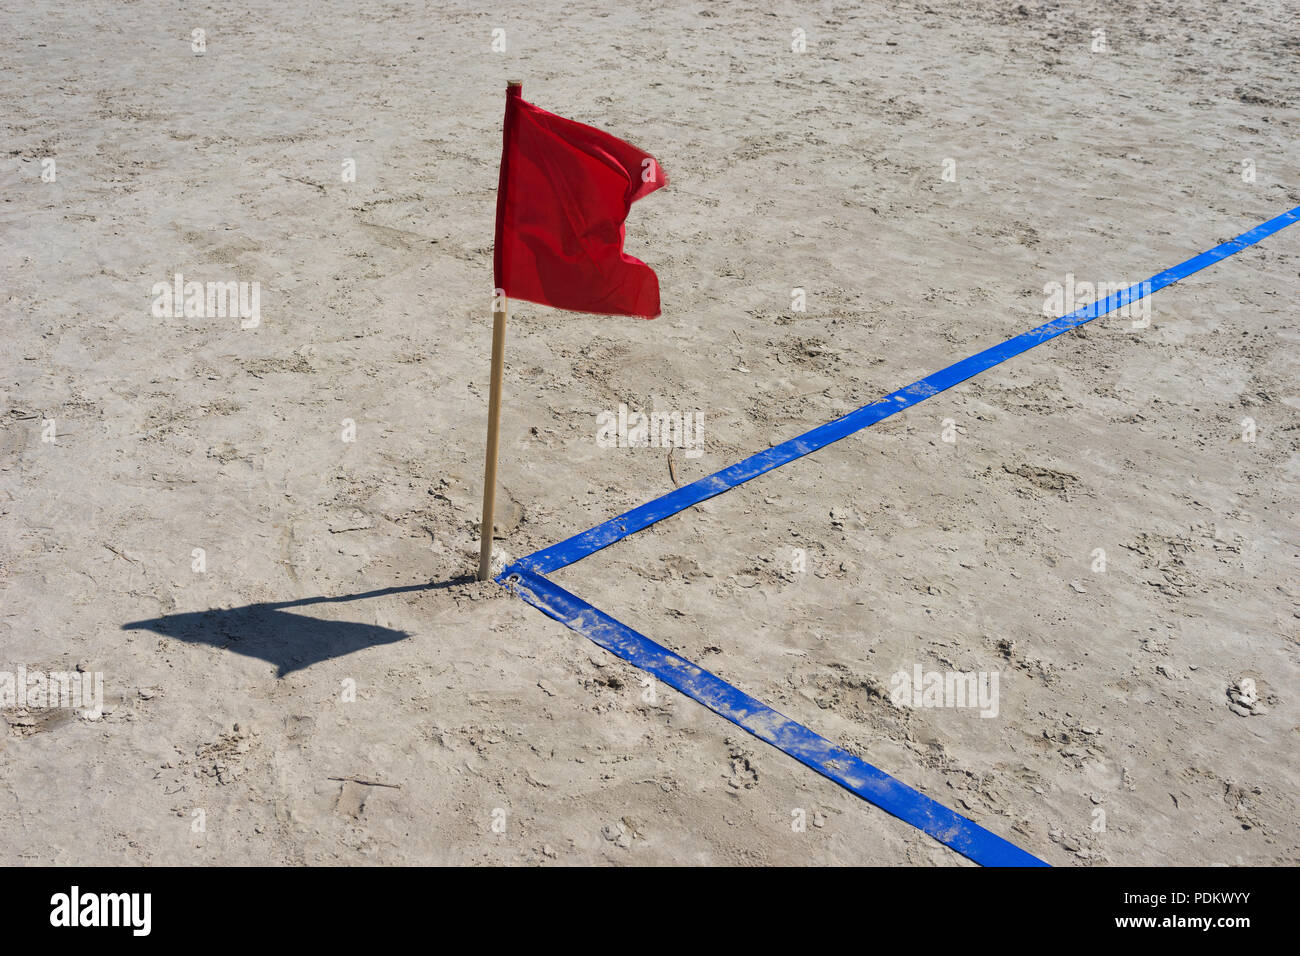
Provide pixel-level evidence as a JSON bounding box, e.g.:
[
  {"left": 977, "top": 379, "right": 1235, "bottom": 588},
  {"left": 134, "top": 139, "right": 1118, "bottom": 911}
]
[
  {"left": 518, "top": 206, "right": 1300, "bottom": 576},
  {"left": 499, "top": 206, "right": 1299, "bottom": 866},
  {"left": 504, "top": 567, "right": 1048, "bottom": 866}
]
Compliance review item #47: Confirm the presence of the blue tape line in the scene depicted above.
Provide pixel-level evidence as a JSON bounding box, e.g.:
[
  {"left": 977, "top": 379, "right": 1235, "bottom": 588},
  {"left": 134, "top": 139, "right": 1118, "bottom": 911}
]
[
  {"left": 520, "top": 206, "right": 1300, "bottom": 575},
  {"left": 502, "top": 567, "right": 1048, "bottom": 866},
  {"left": 500, "top": 207, "right": 1297, "bottom": 865}
]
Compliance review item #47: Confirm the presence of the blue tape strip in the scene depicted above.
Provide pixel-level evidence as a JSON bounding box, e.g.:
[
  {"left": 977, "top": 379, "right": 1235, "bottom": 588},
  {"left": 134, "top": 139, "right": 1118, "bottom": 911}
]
[
  {"left": 499, "top": 207, "right": 1297, "bottom": 866},
  {"left": 502, "top": 567, "right": 1048, "bottom": 866},
  {"left": 519, "top": 206, "right": 1300, "bottom": 575}
]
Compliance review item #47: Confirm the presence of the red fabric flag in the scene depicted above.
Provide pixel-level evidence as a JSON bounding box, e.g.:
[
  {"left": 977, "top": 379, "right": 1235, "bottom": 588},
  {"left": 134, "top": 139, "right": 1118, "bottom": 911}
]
[{"left": 493, "top": 84, "right": 667, "bottom": 319}]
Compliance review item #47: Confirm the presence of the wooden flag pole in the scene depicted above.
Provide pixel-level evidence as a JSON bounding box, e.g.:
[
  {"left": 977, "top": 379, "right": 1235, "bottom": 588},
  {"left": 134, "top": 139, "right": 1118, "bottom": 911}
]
[
  {"left": 479, "top": 80, "right": 521, "bottom": 581},
  {"left": 477, "top": 297, "right": 508, "bottom": 581}
]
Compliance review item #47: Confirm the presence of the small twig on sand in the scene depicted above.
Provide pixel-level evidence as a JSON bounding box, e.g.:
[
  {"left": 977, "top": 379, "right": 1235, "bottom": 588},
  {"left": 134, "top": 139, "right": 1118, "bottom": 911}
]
[
  {"left": 328, "top": 776, "right": 402, "bottom": 789},
  {"left": 667, "top": 447, "right": 679, "bottom": 488},
  {"left": 280, "top": 174, "right": 326, "bottom": 193}
]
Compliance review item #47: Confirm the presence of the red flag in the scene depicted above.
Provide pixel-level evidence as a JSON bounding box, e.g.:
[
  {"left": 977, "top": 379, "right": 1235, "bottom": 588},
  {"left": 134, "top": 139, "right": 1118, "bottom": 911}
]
[{"left": 493, "top": 84, "right": 667, "bottom": 319}]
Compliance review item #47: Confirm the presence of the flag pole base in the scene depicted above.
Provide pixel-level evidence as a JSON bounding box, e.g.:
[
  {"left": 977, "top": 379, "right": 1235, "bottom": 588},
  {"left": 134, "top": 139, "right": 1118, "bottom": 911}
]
[{"left": 477, "top": 303, "right": 508, "bottom": 581}]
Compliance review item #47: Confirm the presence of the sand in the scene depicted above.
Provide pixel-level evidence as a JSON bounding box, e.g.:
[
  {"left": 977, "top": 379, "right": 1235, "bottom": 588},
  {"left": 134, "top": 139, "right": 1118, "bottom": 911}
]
[{"left": 1, "top": 0, "right": 1297, "bottom": 865}]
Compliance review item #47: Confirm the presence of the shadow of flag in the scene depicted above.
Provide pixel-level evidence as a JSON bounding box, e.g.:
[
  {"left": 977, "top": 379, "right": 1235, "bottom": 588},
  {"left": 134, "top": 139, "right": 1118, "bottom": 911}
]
[{"left": 122, "top": 580, "right": 467, "bottom": 677}]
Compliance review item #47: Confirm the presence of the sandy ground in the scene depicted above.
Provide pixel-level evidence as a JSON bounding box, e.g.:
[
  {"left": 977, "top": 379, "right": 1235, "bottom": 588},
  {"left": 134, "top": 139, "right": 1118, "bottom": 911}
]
[{"left": 1, "top": 0, "right": 1298, "bottom": 865}]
